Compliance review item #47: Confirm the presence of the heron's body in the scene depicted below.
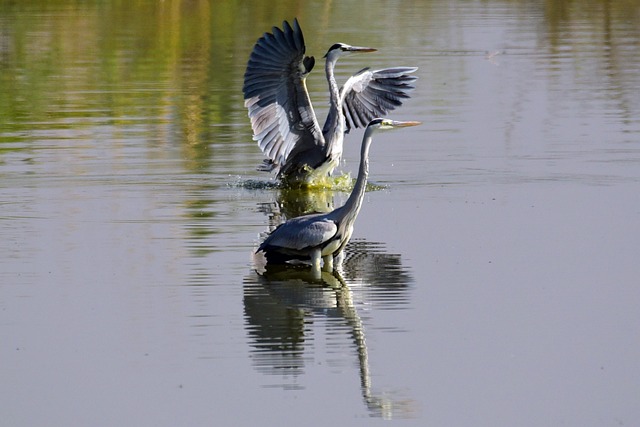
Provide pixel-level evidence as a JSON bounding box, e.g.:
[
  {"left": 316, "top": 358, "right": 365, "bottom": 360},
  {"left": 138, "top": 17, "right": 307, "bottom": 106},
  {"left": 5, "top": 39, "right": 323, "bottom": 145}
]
[
  {"left": 257, "top": 119, "right": 420, "bottom": 273},
  {"left": 243, "top": 19, "right": 417, "bottom": 184}
]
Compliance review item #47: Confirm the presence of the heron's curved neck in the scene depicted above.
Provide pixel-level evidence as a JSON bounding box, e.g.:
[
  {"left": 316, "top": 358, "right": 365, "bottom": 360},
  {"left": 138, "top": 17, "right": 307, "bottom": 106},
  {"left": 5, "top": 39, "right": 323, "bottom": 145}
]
[
  {"left": 335, "top": 128, "right": 374, "bottom": 224},
  {"left": 322, "top": 57, "right": 344, "bottom": 138},
  {"left": 325, "top": 57, "right": 341, "bottom": 109},
  {"left": 322, "top": 56, "right": 345, "bottom": 160}
]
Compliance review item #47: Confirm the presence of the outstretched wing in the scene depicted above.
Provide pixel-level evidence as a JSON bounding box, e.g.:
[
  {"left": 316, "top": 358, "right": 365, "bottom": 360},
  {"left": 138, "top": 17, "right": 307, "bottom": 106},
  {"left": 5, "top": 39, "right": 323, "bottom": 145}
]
[
  {"left": 341, "top": 67, "right": 418, "bottom": 133},
  {"left": 258, "top": 215, "right": 338, "bottom": 252},
  {"left": 243, "top": 19, "right": 323, "bottom": 173}
]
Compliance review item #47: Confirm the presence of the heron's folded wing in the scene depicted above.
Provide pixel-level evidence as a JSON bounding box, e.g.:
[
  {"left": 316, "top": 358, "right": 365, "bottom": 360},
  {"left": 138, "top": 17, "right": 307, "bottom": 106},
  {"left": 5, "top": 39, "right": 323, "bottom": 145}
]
[
  {"left": 341, "top": 67, "right": 418, "bottom": 133},
  {"left": 260, "top": 216, "right": 337, "bottom": 252},
  {"left": 243, "top": 19, "right": 323, "bottom": 173}
]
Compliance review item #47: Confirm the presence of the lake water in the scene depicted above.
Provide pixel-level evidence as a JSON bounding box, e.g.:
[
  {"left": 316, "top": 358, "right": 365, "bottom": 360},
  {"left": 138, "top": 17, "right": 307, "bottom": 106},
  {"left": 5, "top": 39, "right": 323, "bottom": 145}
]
[{"left": 1, "top": 1, "right": 639, "bottom": 425}]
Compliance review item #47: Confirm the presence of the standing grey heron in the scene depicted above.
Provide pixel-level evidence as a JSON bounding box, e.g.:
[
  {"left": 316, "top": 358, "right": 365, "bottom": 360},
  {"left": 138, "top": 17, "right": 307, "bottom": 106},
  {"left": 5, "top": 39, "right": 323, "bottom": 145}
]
[
  {"left": 243, "top": 19, "right": 417, "bottom": 184},
  {"left": 256, "top": 118, "right": 421, "bottom": 273}
]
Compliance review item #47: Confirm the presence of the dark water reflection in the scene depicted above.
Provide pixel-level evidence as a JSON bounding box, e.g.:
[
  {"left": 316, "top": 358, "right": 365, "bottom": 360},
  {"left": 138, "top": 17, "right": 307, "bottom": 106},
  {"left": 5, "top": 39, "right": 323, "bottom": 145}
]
[{"left": 244, "top": 239, "right": 414, "bottom": 418}]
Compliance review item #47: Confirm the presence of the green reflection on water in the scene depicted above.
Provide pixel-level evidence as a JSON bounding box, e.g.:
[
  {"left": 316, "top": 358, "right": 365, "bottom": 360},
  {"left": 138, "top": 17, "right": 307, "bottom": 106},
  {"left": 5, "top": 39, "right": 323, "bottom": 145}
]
[
  {"left": 0, "top": 0, "right": 250, "bottom": 170},
  {"left": 1, "top": 0, "right": 638, "bottom": 162}
]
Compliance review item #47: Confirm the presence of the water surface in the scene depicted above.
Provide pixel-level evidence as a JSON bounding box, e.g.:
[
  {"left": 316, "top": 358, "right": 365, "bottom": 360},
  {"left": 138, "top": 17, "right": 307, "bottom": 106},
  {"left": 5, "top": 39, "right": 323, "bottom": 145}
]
[{"left": 1, "top": 1, "right": 639, "bottom": 425}]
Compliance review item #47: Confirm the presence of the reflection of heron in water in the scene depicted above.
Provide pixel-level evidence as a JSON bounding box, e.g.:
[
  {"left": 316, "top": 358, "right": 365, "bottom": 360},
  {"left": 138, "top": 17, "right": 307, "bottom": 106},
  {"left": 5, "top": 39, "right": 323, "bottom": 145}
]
[
  {"left": 257, "top": 186, "right": 335, "bottom": 233},
  {"left": 244, "top": 265, "right": 415, "bottom": 418},
  {"left": 256, "top": 119, "right": 420, "bottom": 275},
  {"left": 257, "top": 174, "right": 380, "bottom": 238},
  {"left": 243, "top": 18, "right": 417, "bottom": 184}
]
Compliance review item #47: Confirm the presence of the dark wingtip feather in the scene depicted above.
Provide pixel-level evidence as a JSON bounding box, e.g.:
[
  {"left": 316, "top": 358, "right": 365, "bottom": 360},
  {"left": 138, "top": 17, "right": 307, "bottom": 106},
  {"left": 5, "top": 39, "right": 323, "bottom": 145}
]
[{"left": 303, "top": 56, "right": 315, "bottom": 74}]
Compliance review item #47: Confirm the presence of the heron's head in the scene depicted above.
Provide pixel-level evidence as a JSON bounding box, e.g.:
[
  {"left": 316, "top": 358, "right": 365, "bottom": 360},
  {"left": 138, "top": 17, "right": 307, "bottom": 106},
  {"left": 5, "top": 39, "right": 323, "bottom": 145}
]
[
  {"left": 323, "top": 43, "right": 377, "bottom": 59},
  {"left": 368, "top": 118, "right": 422, "bottom": 132}
]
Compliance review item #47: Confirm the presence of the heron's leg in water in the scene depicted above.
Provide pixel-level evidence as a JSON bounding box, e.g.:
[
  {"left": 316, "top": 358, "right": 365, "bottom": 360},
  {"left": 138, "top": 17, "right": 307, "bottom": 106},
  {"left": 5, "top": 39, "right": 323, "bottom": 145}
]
[
  {"left": 322, "top": 254, "right": 334, "bottom": 272},
  {"left": 310, "top": 249, "right": 322, "bottom": 271},
  {"left": 334, "top": 250, "right": 345, "bottom": 268}
]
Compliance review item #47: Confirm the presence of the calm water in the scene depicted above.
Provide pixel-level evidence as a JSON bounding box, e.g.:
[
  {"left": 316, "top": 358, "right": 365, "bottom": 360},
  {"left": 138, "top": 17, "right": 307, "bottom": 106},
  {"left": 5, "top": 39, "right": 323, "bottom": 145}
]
[{"left": 2, "top": 1, "right": 640, "bottom": 425}]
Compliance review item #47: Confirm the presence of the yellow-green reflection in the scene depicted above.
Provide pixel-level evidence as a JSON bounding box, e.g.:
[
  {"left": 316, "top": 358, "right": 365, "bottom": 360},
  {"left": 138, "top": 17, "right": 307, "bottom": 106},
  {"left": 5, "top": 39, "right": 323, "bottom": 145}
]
[{"left": 2, "top": 0, "right": 638, "bottom": 157}]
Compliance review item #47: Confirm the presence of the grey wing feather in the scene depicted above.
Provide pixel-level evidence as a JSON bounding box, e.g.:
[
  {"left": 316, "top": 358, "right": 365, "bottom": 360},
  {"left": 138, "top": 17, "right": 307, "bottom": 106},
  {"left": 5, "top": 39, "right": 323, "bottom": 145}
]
[
  {"left": 341, "top": 67, "right": 418, "bottom": 133},
  {"left": 243, "top": 19, "right": 323, "bottom": 173},
  {"left": 259, "top": 216, "right": 338, "bottom": 251}
]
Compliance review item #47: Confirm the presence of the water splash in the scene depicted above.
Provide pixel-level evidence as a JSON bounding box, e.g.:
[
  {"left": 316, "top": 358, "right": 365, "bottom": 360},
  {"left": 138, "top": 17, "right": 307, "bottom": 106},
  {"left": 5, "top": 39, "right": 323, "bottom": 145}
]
[{"left": 229, "top": 172, "right": 387, "bottom": 193}]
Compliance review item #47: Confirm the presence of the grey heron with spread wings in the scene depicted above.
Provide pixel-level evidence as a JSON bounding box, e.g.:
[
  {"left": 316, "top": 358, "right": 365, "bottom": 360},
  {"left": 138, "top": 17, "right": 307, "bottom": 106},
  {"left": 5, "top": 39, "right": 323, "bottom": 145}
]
[
  {"left": 256, "top": 118, "right": 421, "bottom": 274},
  {"left": 243, "top": 19, "right": 417, "bottom": 184}
]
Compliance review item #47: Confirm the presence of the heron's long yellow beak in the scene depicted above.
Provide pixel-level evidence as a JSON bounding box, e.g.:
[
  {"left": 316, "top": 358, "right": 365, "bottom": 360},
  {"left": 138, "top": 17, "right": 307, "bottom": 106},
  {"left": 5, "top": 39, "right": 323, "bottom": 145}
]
[
  {"left": 348, "top": 46, "right": 377, "bottom": 53},
  {"left": 390, "top": 120, "right": 421, "bottom": 128}
]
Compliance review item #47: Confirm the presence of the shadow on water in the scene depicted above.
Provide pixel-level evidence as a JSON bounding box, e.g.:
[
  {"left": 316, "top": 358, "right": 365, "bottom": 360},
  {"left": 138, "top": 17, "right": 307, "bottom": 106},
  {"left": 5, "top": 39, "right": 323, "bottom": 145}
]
[{"left": 244, "top": 239, "right": 415, "bottom": 419}]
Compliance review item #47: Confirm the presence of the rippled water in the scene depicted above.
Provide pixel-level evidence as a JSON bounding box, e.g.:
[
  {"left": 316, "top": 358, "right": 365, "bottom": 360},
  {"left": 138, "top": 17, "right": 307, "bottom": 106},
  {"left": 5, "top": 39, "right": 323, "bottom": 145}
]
[{"left": 2, "top": 1, "right": 640, "bottom": 425}]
